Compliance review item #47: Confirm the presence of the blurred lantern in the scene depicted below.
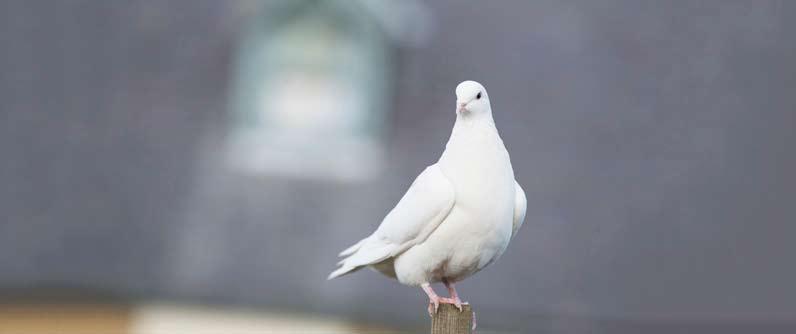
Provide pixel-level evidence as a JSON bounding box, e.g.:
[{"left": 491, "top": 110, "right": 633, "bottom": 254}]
[{"left": 226, "top": 0, "right": 429, "bottom": 182}]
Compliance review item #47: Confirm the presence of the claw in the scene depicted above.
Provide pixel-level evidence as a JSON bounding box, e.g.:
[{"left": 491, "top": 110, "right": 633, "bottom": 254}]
[
  {"left": 439, "top": 297, "right": 463, "bottom": 312},
  {"left": 427, "top": 297, "right": 440, "bottom": 316},
  {"left": 422, "top": 283, "right": 441, "bottom": 317},
  {"left": 454, "top": 299, "right": 463, "bottom": 312}
]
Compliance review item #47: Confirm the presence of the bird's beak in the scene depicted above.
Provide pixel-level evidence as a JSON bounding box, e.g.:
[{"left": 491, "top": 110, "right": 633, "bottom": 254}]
[{"left": 456, "top": 101, "right": 467, "bottom": 113}]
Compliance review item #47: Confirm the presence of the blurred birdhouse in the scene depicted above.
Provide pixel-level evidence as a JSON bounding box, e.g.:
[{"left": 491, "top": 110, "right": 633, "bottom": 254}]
[{"left": 227, "top": 0, "right": 429, "bottom": 182}]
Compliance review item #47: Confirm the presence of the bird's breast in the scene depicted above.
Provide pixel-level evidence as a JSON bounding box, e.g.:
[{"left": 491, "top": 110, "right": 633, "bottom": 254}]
[{"left": 438, "top": 133, "right": 515, "bottom": 229}]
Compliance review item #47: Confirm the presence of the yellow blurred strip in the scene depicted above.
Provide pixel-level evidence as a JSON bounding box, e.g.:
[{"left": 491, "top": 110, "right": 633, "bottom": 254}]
[{"left": 0, "top": 303, "right": 131, "bottom": 334}]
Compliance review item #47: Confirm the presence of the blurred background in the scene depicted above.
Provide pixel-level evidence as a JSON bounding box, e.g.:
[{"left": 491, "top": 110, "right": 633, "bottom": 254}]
[{"left": 2, "top": 0, "right": 795, "bottom": 333}]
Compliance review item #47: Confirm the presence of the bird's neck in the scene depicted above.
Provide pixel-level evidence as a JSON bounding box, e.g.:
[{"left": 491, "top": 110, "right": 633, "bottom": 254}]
[
  {"left": 439, "top": 109, "right": 513, "bottom": 190},
  {"left": 450, "top": 111, "right": 498, "bottom": 139},
  {"left": 442, "top": 110, "right": 505, "bottom": 159}
]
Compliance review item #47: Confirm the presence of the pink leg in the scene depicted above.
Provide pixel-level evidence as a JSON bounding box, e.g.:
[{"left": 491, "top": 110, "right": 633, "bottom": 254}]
[
  {"left": 441, "top": 279, "right": 464, "bottom": 311},
  {"left": 421, "top": 283, "right": 441, "bottom": 316},
  {"left": 442, "top": 279, "right": 476, "bottom": 330}
]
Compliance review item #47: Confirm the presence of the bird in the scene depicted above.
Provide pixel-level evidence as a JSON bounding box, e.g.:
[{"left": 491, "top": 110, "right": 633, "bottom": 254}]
[{"left": 328, "top": 80, "right": 527, "bottom": 321}]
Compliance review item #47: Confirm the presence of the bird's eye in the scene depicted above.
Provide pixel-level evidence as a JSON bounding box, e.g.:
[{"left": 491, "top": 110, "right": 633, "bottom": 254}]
[{"left": 476, "top": 92, "right": 482, "bottom": 99}]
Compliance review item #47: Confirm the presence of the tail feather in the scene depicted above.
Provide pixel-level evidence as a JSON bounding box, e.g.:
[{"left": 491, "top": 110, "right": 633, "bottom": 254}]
[
  {"left": 327, "top": 265, "right": 361, "bottom": 280},
  {"left": 328, "top": 238, "right": 395, "bottom": 280},
  {"left": 338, "top": 237, "right": 368, "bottom": 257}
]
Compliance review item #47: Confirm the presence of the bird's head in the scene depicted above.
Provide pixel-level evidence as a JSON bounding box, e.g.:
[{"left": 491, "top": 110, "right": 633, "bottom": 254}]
[{"left": 455, "top": 80, "right": 490, "bottom": 116}]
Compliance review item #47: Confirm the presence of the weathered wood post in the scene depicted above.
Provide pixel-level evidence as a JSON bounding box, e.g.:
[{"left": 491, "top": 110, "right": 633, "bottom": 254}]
[{"left": 431, "top": 303, "right": 473, "bottom": 334}]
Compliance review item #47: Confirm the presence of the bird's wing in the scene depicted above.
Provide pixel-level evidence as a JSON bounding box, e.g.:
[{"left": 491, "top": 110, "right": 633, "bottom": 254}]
[
  {"left": 511, "top": 180, "right": 527, "bottom": 239},
  {"left": 328, "top": 164, "right": 455, "bottom": 279}
]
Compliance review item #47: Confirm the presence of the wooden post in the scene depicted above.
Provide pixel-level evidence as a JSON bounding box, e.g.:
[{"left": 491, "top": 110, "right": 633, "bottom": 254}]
[{"left": 431, "top": 303, "right": 473, "bottom": 334}]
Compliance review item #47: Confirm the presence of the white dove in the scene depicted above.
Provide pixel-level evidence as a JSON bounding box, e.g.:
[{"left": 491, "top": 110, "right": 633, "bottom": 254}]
[{"left": 328, "top": 80, "right": 527, "bottom": 317}]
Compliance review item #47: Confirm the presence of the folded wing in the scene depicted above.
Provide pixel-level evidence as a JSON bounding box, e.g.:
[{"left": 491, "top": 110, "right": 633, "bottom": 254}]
[{"left": 328, "top": 164, "right": 455, "bottom": 279}]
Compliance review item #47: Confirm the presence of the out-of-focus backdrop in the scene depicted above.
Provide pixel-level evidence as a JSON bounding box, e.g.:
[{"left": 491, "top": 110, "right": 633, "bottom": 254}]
[{"left": 2, "top": 1, "right": 795, "bottom": 333}]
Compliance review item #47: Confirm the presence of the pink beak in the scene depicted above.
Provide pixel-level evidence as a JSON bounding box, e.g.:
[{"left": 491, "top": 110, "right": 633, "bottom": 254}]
[{"left": 457, "top": 102, "right": 467, "bottom": 113}]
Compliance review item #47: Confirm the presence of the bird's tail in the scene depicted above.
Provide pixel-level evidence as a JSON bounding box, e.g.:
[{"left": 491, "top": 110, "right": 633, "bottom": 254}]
[
  {"left": 338, "top": 238, "right": 367, "bottom": 257},
  {"left": 327, "top": 264, "right": 362, "bottom": 280},
  {"left": 328, "top": 236, "right": 368, "bottom": 280},
  {"left": 328, "top": 236, "right": 395, "bottom": 280}
]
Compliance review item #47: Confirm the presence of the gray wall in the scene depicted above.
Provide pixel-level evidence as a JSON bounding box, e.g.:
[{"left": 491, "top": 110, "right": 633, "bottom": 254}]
[{"left": 2, "top": 0, "right": 795, "bottom": 332}]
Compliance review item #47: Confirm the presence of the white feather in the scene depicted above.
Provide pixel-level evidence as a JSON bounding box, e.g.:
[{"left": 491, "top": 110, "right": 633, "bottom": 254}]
[
  {"left": 512, "top": 181, "right": 527, "bottom": 239},
  {"left": 328, "top": 164, "right": 455, "bottom": 280}
]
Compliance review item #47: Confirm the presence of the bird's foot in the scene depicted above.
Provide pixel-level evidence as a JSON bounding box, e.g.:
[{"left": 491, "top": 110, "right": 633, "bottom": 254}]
[
  {"left": 438, "top": 297, "right": 466, "bottom": 312},
  {"left": 427, "top": 295, "right": 440, "bottom": 316},
  {"left": 441, "top": 279, "right": 466, "bottom": 312},
  {"left": 422, "top": 283, "right": 443, "bottom": 317}
]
